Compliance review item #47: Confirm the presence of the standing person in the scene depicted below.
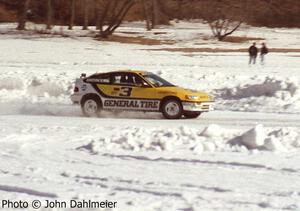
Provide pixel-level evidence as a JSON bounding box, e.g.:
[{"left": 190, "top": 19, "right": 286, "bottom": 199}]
[
  {"left": 248, "top": 42, "right": 258, "bottom": 65},
  {"left": 260, "top": 43, "right": 269, "bottom": 65}
]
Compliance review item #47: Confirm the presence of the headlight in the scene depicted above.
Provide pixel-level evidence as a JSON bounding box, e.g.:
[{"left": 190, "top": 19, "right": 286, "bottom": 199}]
[{"left": 185, "top": 95, "right": 199, "bottom": 100}]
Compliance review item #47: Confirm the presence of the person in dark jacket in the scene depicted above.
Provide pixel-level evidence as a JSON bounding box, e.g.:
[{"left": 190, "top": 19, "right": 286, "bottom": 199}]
[
  {"left": 248, "top": 42, "right": 258, "bottom": 65},
  {"left": 260, "top": 43, "right": 269, "bottom": 65}
]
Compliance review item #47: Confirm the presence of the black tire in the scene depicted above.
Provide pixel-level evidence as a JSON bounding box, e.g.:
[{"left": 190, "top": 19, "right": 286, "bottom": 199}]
[
  {"left": 81, "top": 95, "right": 102, "bottom": 117},
  {"left": 183, "top": 111, "right": 201, "bottom": 119},
  {"left": 161, "top": 99, "right": 183, "bottom": 119}
]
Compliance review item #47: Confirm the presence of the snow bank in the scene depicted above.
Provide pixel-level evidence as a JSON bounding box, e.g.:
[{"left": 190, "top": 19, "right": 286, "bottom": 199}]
[
  {"left": 263, "top": 137, "right": 288, "bottom": 152},
  {"left": 218, "top": 77, "right": 298, "bottom": 100},
  {"left": 240, "top": 124, "right": 265, "bottom": 149},
  {"left": 76, "top": 124, "right": 300, "bottom": 154},
  {"left": 216, "top": 77, "right": 300, "bottom": 113},
  {"left": 200, "top": 124, "right": 226, "bottom": 137},
  {"left": 77, "top": 127, "right": 199, "bottom": 153},
  {"left": 0, "top": 77, "right": 24, "bottom": 90},
  {"left": 229, "top": 124, "right": 300, "bottom": 152}
]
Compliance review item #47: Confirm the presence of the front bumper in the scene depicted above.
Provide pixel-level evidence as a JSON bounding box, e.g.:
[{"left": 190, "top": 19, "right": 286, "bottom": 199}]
[{"left": 182, "top": 101, "right": 214, "bottom": 112}]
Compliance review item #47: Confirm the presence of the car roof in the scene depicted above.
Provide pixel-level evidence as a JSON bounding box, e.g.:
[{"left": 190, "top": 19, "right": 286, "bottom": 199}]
[
  {"left": 90, "top": 70, "right": 148, "bottom": 77},
  {"left": 116, "top": 70, "right": 147, "bottom": 74}
]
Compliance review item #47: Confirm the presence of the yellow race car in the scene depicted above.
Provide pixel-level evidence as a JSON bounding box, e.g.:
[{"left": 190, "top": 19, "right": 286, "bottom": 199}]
[{"left": 71, "top": 70, "right": 214, "bottom": 119}]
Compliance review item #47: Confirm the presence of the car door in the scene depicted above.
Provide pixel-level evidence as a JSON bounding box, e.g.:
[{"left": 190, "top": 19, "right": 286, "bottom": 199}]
[
  {"left": 101, "top": 72, "right": 160, "bottom": 111},
  {"left": 130, "top": 76, "right": 161, "bottom": 110}
]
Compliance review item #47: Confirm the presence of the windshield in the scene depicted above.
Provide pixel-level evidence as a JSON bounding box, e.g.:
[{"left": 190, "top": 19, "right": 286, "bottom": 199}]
[{"left": 142, "top": 73, "right": 175, "bottom": 87}]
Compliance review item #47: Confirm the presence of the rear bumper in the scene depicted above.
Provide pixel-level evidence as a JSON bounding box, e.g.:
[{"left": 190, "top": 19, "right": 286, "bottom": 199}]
[
  {"left": 70, "top": 94, "right": 82, "bottom": 104},
  {"left": 182, "top": 101, "right": 214, "bottom": 112}
]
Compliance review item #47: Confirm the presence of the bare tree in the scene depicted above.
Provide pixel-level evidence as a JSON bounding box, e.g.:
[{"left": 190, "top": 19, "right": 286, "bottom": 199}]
[
  {"left": 151, "top": 0, "right": 159, "bottom": 28},
  {"left": 151, "top": 0, "right": 169, "bottom": 28},
  {"left": 94, "top": 0, "right": 100, "bottom": 29},
  {"left": 141, "top": 0, "right": 169, "bottom": 30},
  {"left": 176, "top": 0, "right": 184, "bottom": 21},
  {"left": 17, "top": 0, "right": 31, "bottom": 30},
  {"left": 209, "top": 20, "right": 243, "bottom": 41},
  {"left": 46, "top": 0, "right": 52, "bottom": 29},
  {"left": 82, "top": 0, "right": 89, "bottom": 30},
  {"left": 207, "top": 0, "right": 245, "bottom": 41},
  {"left": 142, "top": 0, "right": 151, "bottom": 30},
  {"left": 68, "top": 0, "right": 75, "bottom": 30},
  {"left": 97, "top": 0, "right": 135, "bottom": 38}
]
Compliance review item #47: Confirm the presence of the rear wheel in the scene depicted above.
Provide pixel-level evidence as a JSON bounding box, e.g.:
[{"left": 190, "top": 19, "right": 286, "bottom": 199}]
[
  {"left": 183, "top": 111, "right": 201, "bottom": 119},
  {"left": 162, "top": 99, "right": 183, "bottom": 119},
  {"left": 81, "top": 95, "right": 102, "bottom": 117}
]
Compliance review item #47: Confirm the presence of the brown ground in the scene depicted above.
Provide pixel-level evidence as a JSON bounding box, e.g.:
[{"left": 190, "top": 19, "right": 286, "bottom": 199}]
[
  {"left": 98, "top": 33, "right": 266, "bottom": 46},
  {"left": 99, "top": 34, "right": 175, "bottom": 45},
  {"left": 221, "top": 36, "right": 265, "bottom": 43},
  {"left": 146, "top": 48, "right": 300, "bottom": 53},
  {"left": 100, "top": 34, "right": 299, "bottom": 53}
]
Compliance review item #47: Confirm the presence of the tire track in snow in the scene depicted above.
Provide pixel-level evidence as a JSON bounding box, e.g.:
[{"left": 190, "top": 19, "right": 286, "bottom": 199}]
[
  {"left": 101, "top": 153, "right": 299, "bottom": 175},
  {"left": 2, "top": 109, "right": 300, "bottom": 128},
  {"left": 66, "top": 173, "right": 233, "bottom": 199},
  {"left": 0, "top": 185, "right": 57, "bottom": 198}
]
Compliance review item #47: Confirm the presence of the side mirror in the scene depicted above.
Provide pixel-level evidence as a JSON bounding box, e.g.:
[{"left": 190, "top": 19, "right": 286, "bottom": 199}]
[{"left": 136, "top": 83, "right": 149, "bottom": 88}]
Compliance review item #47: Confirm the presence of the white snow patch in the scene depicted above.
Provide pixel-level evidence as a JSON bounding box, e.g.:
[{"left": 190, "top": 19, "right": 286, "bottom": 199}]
[
  {"left": 263, "top": 137, "right": 288, "bottom": 152},
  {"left": 240, "top": 124, "right": 265, "bottom": 149},
  {"left": 200, "top": 124, "right": 225, "bottom": 137},
  {"left": 0, "top": 77, "right": 24, "bottom": 90},
  {"left": 27, "top": 78, "right": 66, "bottom": 97}
]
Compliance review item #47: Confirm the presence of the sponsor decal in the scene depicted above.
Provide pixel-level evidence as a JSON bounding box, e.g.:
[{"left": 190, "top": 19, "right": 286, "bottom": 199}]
[
  {"left": 81, "top": 84, "right": 87, "bottom": 91},
  {"left": 85, "top": 78, "right": 110, "bottom": 83},
  {"left": 104, "top": 99, "right": 159, "bottom": 110}
]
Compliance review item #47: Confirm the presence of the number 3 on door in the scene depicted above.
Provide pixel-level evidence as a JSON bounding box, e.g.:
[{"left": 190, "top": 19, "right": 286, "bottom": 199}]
[{"left": 119, "top": 87, "right": 132, "bottom": 97}]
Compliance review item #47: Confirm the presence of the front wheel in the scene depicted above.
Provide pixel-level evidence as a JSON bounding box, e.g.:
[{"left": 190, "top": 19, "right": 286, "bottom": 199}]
[
  {"left": 162, "top": 99, "right": 183, "bottom": 119},
  {"left": 81, "top": 95, "right": 102, "bottom": 117},
  {"left": 183, "top": 111, "right": 201, "bottom": 119}
]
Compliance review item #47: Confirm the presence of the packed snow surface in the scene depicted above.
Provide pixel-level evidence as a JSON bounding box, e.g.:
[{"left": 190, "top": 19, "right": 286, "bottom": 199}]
[{"left": 0, "top": 21, "right": 300, "bottom": 210}]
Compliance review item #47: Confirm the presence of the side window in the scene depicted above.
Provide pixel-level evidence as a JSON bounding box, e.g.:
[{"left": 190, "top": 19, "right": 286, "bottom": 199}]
[
  {"left": 111, "top": 75, "right": 122, "bottom": 84},
  {"left": 111, "top": 73, "right": 135, "bottom": 85},
  {"left": 111, "top": 73, "right": 151, "bottom": 87},
  {"left": 134, "top": 75, "right": 150, "bottom": 87}
]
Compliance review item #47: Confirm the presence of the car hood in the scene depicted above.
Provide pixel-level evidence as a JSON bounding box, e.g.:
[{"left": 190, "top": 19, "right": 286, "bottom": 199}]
[{"left": 156, "top": 86, "right": 213, "bottom": 101}]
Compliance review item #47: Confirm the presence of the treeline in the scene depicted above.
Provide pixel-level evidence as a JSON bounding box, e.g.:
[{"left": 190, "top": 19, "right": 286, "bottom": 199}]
[{"left": 1, "top": 0, "right": 300, "bottom": 28}]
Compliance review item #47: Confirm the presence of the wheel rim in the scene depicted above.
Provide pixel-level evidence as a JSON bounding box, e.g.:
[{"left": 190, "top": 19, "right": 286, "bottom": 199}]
[
  {"left": 84, "top": 99, "right": 98, "bottom": 115},
  {"left": 165, "top": 101, "right": 180, "bottom": 116}
]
